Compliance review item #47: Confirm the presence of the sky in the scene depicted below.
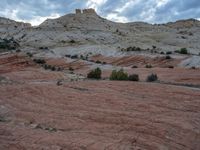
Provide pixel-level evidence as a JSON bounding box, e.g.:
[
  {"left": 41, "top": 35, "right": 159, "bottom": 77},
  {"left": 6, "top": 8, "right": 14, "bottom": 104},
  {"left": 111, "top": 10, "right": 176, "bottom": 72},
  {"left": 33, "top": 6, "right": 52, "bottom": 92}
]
[{"left": 0, "top": 0, "right": 200, "bottom": 26}]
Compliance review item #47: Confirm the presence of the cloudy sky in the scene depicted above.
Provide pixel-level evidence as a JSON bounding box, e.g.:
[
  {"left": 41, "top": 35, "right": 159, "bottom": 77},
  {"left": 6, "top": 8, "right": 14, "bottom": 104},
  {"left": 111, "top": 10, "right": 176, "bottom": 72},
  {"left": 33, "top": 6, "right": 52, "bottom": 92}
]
[{"left": 0, "top": 0, "right": 200, "bottom": 26}]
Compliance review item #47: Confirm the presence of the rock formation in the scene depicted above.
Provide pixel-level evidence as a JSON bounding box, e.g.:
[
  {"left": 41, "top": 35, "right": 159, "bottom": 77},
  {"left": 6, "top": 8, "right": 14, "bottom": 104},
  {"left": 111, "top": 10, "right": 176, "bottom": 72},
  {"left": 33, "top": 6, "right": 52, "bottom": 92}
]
[
  {"left": 75, "top": 8, "right": 97, "bottom": 15},
  {"left": 75, "top": 9, "right": 82, "bottom": 14}
]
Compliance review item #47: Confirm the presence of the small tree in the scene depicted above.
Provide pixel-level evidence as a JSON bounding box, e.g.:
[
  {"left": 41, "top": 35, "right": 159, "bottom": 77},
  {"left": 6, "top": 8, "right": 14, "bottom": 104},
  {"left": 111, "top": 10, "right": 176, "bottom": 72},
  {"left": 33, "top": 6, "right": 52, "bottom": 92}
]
[
  {"left": 87, "top": 68, "right": 102, "bottom": 79},
  {"left": 109, "top": 69, "right": 128, "bottom": 81}
]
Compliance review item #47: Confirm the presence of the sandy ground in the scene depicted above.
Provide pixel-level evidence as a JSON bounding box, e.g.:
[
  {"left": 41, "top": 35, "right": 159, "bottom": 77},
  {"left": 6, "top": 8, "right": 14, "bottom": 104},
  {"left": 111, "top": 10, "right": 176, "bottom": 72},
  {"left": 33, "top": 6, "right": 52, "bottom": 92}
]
[{"left": 0, "top": 53, "right": 200, "bottom": 150}]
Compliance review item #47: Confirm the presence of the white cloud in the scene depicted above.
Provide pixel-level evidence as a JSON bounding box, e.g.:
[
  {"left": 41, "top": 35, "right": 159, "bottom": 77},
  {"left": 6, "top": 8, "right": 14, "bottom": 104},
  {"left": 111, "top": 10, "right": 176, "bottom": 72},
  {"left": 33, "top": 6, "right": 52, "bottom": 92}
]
[
  {"left": 156, "top": 0, "right": 170, "bottom": 7},
  {"left": 0, "top": 9, "right": 19, "bottom": 21},
  {"left": 86, "top": 0, "right": 107, "bottom": 11},
  {"left": 106, "top": 13, "right": 129, "bottom": 23},
  {"left": 23, "top": 13, "right": 61, "bottom": 26},
  {"left": 0, "top": 8, "right": 60, "bottom": 26},
  {"left": 116, "top": 1, "right": 135, "bottom": 13}
]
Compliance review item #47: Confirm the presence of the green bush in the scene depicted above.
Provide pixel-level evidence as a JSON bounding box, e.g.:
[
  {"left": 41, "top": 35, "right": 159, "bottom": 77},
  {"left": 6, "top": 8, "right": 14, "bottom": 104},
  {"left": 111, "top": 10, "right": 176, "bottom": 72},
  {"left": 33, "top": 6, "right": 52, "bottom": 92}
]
[
  {"left": 16, "top": 49, "right": 21, "bottom": 53},
  {"left": 87, "top": 67, "right": 102, "bottom": 79},
  {"left": 26, "top": 52, "right": 33, "bottom": 57},
  {"left": 166, "top": 51, "right": 172, "bottom": 55},
  {"left": 146, "top": 74, "right": 158, "bottom": 82},
  {"left": 165, "top": 55, "right": 171, "bottom": 59},
  {"left": 65, "top": 54, "right": 71, "bottom": 58},
  {"left": 160, "top": 52, "right": 165, "bottom": 54},
  {"left": 43, "top": 64, "right": 52, "bottom": 70},
  {"left": 69, "top": 40, "right": 76, "bottom": 43},
  {"left": 51, "top": 66, "right": 56, "bottom": 71},
  {"left": 109, "top": 69, "right": 128, "bottom": 81},
  {"left": 145, "top": 64, "right": 152, "bottom": 68},
  {"left": 180, "top": 48, "right": 188, "bottom": 54},
  {"left": 121, "top": 46, "right": 142, "bottom": 52},
  {"left": 33, "top": 59, "right": 46, "bottom": 64},
  {"left": 132, "top": 65, "right": 138, "bottom": 68},
  {"left": 168, "top": 65, "right": 174, "bottom": 69},
  {"left": 69, "top": 67, "right": 74, "bottom": 71},
  {"left": 70, "top": 55, "right": 78, "bottom": 59},
  {"left": 175, "top": 48, "right": 188, "bottom": 54},
  {"left": 152, "top": 45, "right": 156, "bottom": 49},
  {"left": 174, "top": 50, "right": 180, "bottom": 53},
  {"left": 95, "top": 60, "right": 102, "bottom": 64},
  {"left": 128, "top": 74, "right": 139, "bottom": 81}
]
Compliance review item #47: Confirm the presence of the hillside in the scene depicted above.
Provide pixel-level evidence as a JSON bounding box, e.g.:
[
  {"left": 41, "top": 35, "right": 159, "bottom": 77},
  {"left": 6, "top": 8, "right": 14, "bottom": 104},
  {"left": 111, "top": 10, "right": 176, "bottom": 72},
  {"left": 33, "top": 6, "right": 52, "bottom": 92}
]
[
  {"left": 0, "top": 9, "right": 200, "bottom": 56},
  {"left": 0, "top": 9, "right": 200, "bottom": 150}
]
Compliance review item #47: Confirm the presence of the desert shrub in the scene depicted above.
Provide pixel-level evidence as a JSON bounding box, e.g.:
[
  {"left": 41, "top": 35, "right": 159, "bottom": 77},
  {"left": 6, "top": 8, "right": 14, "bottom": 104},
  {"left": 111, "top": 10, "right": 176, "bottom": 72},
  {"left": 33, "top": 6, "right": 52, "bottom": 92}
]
[
  {"left": 70, "top": 55, "right": 78, "bottom": 59},
  {"left": 145, "top": 64, "right": 152, "bottom": 68},
  {"left": 180, "top": 48, "right": 188, "bottom": 54},
  {"left": 57, "top": 80, "right": 63, "bottom": 86},
  {"left": 26, "top": 52, "right": 33, "bottom": 57},
  {"left": 80, "top": 55, "right": 84, "bottom": 60},
  {"left": 0, "top": 43, "right": 7, "bottom": 49},
  {"left": 127, "top": 47, "right": 133, "bottom": 51},
  {"left": 87, "top": 67, "right": 102, "bottom": 79},
  {"left": 61, "top": 40, "right": 66, "bottom": 43},
  {"left": 95, "top": 60, "right": 102, "bottom": 64},
  {"left": 43, "top": 64, "right": 57, "bottom": 71},
  {"left": 152, "top": 45, "right": 156, "bottom": 49},
  {"left": 44, "top": 64, "right": 51, "bottom": 70},
  {"left": 160, "top": 52, "right": 165, "bottom": 54},
  {"left": 166, "top": 51, "right": 172, "bottom": 55},
  {"left": 191, "top": 66, "right": 196, "bottom": 69},
  {"left": 69, "top": 40, "right": 76, "bottom": 43},
  {"left": 69, "top": 67, "right": 74, "bottom": 71},
  {"left": 0, "top": 38, "right": 19, "bottom": 50},
  {"left": 51, "top": 66, "right": 56, "bottom": 71},
  {"left": 109, "top": 69, "right": 128, "bottom": 81},
  {"left": 39, "top": 47, "right": 44, "bottom": 49},
  {"left": 65, "top": 54, "right": 71, "bottom": 58},
  {"left": 128, "top": 74, "right": 139, "bottom": 81},
  {"left": 0, "top": 116, "right": 6, "bottom": 122},
  {"left": 33, "top": 59, "right": 46, "bottom": 64},
  {"left": 175, "top": 48, "right": 188, "bottom": 54},
  {"left": 57, "top": 67, "right": 62, "bottom": 71},
  {"left": 168, "top": 65, "right": 174, "bottom": 69},
  {"left": 15, "top": 49, "right": 21, "bottom": 53},
  {"left": 165, "top": 55, "right": 171, "bottom": 59},
  {"left": 132, "top": 65, "right": 138, "bottom": 68},
  {"left": 121, "top": 46, "right": 142, "bottom": 52},
  {"left": 146, "top": 74, "right": 158, "bottom": 82},
  {"left": 189, "top": 32, "right": 193, "bottom": 36},
  {"left": 174, "top": 50, "right": 180, "bottom": 53},
  {"left": 181, "top": 36, "right": 186, "bottom": 39}
]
